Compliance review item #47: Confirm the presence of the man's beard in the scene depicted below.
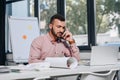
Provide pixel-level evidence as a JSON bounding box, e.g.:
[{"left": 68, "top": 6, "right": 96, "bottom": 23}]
[
  {"left": 51, "top": 28, "right": 63, "bottom": 42},
  {"left": 51, "top": 27, "right": 60, "bottom": 38}
]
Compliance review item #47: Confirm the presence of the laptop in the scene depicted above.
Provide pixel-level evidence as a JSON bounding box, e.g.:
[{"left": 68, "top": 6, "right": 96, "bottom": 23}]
[{"left": 90, "top": 46, "right": 119, "bottom": 66}]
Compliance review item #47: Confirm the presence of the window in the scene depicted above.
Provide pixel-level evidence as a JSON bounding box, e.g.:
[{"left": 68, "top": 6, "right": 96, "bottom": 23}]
[
  {"left": 65, "top": 0, "right": 88, "bottom": 46},
  {"left": 12, "top": 1, "right": 29, "bottom": 17},
  {"left": 96, "top": 0, "right": 120, "bottom": 46}
]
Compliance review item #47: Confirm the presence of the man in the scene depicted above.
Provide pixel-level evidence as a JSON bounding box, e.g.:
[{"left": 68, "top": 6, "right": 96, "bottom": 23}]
[{"left": 28, "top": 14, "right": 80, "bottom": 63}]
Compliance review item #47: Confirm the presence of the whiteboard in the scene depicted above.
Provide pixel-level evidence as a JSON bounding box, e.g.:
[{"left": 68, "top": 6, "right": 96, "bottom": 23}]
[{"left": 9, "top": 17, "right": 40, "bottom": 63}]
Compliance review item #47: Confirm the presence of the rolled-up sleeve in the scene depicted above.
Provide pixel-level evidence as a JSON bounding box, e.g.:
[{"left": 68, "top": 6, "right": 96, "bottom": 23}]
[{"left": 70, "top": 43, "right": 80, "bottom": 61}]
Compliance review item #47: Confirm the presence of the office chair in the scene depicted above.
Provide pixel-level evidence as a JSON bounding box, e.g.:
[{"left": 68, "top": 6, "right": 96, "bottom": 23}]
[{"left": 79, "top": 69, "right": 117, "bottom": 80}]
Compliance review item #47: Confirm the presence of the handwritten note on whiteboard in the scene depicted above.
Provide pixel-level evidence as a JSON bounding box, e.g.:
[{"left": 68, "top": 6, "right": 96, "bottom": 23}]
[{"left": 9, "top": 17, "right": 40, "bottom": 63}]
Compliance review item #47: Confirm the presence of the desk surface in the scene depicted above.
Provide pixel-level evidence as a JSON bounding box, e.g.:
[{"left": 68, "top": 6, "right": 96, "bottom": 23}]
[{"left": 0, "top": 64, "right": 120, "bottom": 80}]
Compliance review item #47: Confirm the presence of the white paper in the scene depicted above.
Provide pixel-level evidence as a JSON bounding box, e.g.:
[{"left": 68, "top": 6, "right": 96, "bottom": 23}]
[{"left": 45, "top": 57, "right": 78, "bottom": 69}]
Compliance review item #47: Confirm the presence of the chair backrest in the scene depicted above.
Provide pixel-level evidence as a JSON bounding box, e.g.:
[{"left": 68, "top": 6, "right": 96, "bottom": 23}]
[{"left": 80, "top": 70, "right": 117, "bottom": 80}]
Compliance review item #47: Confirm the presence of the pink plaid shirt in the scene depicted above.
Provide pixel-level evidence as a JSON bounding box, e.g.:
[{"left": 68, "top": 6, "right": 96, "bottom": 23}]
[{"left": 29, "top": 33, "right": 80, "bottom": 63}]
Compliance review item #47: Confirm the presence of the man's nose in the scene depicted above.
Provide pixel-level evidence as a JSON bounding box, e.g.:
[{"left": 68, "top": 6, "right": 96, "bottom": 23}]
[{"left": 60, "top": 28, "right": 64, "bottom": 33}]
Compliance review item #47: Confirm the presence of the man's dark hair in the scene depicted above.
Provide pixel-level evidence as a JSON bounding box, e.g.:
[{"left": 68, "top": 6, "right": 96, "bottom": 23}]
[{"left": 50, "top": 14, "right": 65, "bottom": 24}]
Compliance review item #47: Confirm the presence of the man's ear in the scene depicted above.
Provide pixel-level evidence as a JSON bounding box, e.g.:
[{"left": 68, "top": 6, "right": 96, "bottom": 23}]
[{"left": 49, "top": 24, "right": 52, "bottom": 29}]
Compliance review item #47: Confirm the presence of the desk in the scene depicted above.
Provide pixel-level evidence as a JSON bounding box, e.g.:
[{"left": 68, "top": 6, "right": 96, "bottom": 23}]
[{"left": 0, "top": 64, "right": 120, "bottom": 80}]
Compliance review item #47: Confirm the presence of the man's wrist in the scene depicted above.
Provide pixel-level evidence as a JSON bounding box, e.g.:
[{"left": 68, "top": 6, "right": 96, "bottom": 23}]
[{"left": 69, "top": 39, "right": 75, "bottom": 44}]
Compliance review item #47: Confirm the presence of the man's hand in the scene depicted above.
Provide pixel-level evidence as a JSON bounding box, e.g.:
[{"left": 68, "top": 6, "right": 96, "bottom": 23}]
[{"left": 62, "top": 29, "right": 75, "bottom": 44}]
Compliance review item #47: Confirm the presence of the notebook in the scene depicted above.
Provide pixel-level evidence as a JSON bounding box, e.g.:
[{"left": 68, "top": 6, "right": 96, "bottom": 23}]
[{"left": 90, "top": 46, "right": 119, "bottom": 66}]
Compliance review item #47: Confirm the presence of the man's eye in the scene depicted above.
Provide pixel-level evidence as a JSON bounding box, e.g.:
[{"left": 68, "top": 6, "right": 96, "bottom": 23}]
[
  {"left": 57, "top": 26, "right": 61, "bottom": 28},
  {"left": 63, "top": 27, "right": 65, "bottom": 30}
]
